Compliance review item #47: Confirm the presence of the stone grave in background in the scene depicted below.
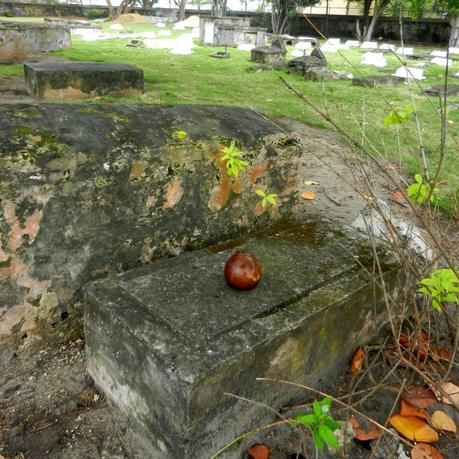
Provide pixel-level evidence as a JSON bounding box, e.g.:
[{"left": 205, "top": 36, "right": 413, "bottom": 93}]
[
  {"left": 352, "top": 75, "right": 405, "bottom": 88},
  {"left": 0, "top": 21, "right": 71, "bottom": 62},
  {"left": 199, "top": 15, "right": 250, "bottom": 45},
  {"left": 250, "top": 38, "right": 287, "bottom": 67},
  {"left": 425, "top": 84, "right": 459, "bottom": 96},
  {"left": 85, "top": 221, "right": 399, "bottom": 458},
  {"left": 24, "top": 62, "right": 144, "bottom": 100},
  {"left": 216, "top": 24, "right": 266, "bottom": 48}
]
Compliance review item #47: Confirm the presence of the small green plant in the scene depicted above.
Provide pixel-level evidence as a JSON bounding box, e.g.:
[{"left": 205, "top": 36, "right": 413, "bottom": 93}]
[
  {"left": 171, "top": 130, "right": 188, "bottom": 142},
  {"left": 406, "top": 174, "right": 439, "bottom": 204},
  {"left": 221, "top": 141, "right": 247, "bottom": 177},
  {"left": 294, "top": 397, "right": 340, "bottom": 451},
  {"left": 255, "top": 189, "right": 277, "bottom": 207},
  {"left": 384, "top": 105, "right": 413, "bottom": 126},
  {"left": 419, "top": 268, "right": 459, "bottom": 312}
]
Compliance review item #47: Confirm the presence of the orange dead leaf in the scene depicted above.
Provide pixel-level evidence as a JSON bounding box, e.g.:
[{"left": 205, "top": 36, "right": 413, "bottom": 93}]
[
  {"left": 402, "top": 386, "right": 436, "bottom": 409},
  {"left": 399, "top": 331, "right": 430, "bottom": 361},
  {"left": 349, "top": 346, "right": 365, "bottom": 374},
  {"left": 349, "top": 417, "right": 381, "bottom": 441},
  {"left": 400, "top": 399, "right": 428, "bottom": 420},
  {"left": 439, "top": 381, "right": 459, "bottom": 406},
  {"left": 430, "top": 410, "right": 456, "bottom": 433},
  {"left": 247, "top": 443, "right": 270, "bottom": 459},
  {"left": 411, "top": 443, "right": 444, "bottom": 459},
  {"left": 389, "top": 415, "right": 439, "bottom": 443},
  {"left": 392, "top": 191, "right": 406, "bottom": 202},
  {"left": 301, "top": 191, "right": 316, "bottom": 200}
]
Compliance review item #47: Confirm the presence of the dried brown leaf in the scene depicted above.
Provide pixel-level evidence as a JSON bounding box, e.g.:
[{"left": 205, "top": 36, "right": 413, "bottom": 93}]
[
  {"left": 402, "top": 386, "right": 436, "bottom": 409},
  {"left": 411, "top": 443, "right": 444, "bottom": 459},
  {"left": 389, "top": 415, "right": 439, "bottom": 443},
  {"left": 349, "top": 346, "right": 365, "bottom": 374},
  {"left": 430, "top": 410, "right": 456, "bottom": 433},
  {"left": 247, "top": 443, "right": 270, "bottom": 459},
  {"left": 349, "top": 417, "right": 381, "bottom": 441},
  {"left": 400, "top": 399, "right": 428, "bottom": 420},
  {"left": 301, "top": 191, "right": 316, "bottom": 200}
]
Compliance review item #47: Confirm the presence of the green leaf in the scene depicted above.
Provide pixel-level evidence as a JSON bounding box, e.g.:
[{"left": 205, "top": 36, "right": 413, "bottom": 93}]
[
  {"left": 295, "top": 413, "right": 317, "bottom": 426},
  {"left": 255, "top": 189, "right": 266, "bottom": 197},
  {"left": 312, "top": 428, "right": 325, "bottom": 450},
  {"left": 171, "top": 130, "right": 188, "bottom": 141},
  {"left": 324, "top": 419, "right": 341, "bottom": 431},
  {"left": 384, "top": 105, "right": 413, "bottom": 126},
  {"left": 313, "top": 400, "right": 321, "bottom": 417},
  {"left": 318, "top": 423, "right": 339, "bottom": 449}
]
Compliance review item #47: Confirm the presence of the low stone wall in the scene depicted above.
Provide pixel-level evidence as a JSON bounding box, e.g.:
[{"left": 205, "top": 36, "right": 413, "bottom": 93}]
[
  {"left": 0, "top": 1, "right": 450, "bottom": 43},
  {"left": 0, "top": 103, "right": 302, "bottom": 355},
  {"left": 0, "top": 21, "right": 71, "bottom": 62}
]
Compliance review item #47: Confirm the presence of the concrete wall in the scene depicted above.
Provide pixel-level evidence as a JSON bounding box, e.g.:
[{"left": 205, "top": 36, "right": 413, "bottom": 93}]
[{"left": 0, "top": 1, "right": 450, "bottom": 43}]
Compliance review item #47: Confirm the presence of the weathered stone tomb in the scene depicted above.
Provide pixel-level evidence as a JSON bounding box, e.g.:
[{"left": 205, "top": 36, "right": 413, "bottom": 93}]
[
  {"left": 0, "top": 21, "right": 71, "bottom": 63},
  {"left": 85, "top": 221, "right": 399, "bottom": 458},
  {"left": 24, "top": 62, "right": 144, "bottom": 100}
]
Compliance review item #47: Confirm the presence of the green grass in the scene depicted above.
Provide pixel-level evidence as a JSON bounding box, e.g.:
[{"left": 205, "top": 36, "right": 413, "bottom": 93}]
[{"left": 1, "top": 18, "right": 458, "bottom": 212}]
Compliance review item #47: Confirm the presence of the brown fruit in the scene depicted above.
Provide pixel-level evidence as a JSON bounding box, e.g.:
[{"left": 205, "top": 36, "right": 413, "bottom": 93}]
[{"left": 224, "top": 252, "right": 261, "bottom": 290}]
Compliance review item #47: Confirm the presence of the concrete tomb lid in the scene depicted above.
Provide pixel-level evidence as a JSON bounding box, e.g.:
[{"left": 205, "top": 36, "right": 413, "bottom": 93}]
[{"left": 24, "top": 62, "right": 142, "bottom": 73}]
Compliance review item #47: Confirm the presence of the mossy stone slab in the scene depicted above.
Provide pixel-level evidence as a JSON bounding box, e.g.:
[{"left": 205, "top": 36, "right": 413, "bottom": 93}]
[{"left": 84, "top": 220, "right": 400, "bottom": 458}]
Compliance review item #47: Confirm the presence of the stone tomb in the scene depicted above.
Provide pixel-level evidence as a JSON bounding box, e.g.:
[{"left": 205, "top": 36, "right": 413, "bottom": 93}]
[
  {"left": 24, "top": 62, "right": 144, "bottom": 100},
  {"left": 85, "top": 221, "right": 398, "bottom": 458},
  {"left": 352, "top": 75, "right": 405, "bottom": 88},
  {"left": 250, "top": 45, "right": 286, "bottom": 66},
  {"left": 0, "top": 21, "right": 71, "bottom": 63},
  {"left": 199, "top": 15, "right": 251, "bottom": 45},
  {"left": 216, "top": 24, "right": 266, "bottom": 48}
]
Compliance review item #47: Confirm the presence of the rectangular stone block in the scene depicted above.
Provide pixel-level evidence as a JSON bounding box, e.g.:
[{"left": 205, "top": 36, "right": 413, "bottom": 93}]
[
  {"left": 84, "top": 221, "right": 399, "bottom": 458},
  {"left": 24, "top": 62, "right": 144, "bottom": 100}
]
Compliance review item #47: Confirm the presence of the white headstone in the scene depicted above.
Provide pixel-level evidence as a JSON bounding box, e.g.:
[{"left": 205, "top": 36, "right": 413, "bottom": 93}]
[
  {"left": 430, "top": 50, "right": 447, "bottom": 58},
  {"left": 170, "top": 47, "right": 193, "bottom": 55},
  {"left": 191, "top": 27, "right": 200, "bottom": 38},
  {"left": 294, "top": 41, "right": 312, "bottom": 50},
  {"left": 72, "top": 28, "right": 102, "bottom": 41},
  {"left": 431, "top": 57, "right": 453, "bottom": 67},
  {"left": 174, "top": 23, "right": 186, "bottom": 30},
  {"left": 110, "top": 23, "right": 123, "bottom": 31},
  {"left": 361, "top": 52, "right": 387, "bottom": 68},
  {"left": 327, "top": 38, "right": 341, "bottom": 45},
  {"left": 393, "top": 66, "right": 424, "bottom": 80},
  {"left": 396, "top": 47, "right": 414, "bottom": 56},
  {"left": 237, "top": 43, "right": 255, "bottom": 51},
  {"left": 345, "top": 40, "right": 360, "bottom": 47},
  {"left": 156, "top": 22, "right": 166, "bottom": 28},
  {"left": 379, "top": 43, "right": 395, "bottom": 51},
  {"left": 290, "top": 49, "right": 305, "bottom": 57},
  {"left": 321, "top": 43, "right": 337, "bottom": 53},
  {"left": 159, "top": 30, "right": 172, "bottom": 36},
  {"left": 361, "top": 41, "right": 378, "bottom": 49},
  {"left": 449, "top": 47, "right": 459, "bottom": 55},
  {"left": 142, "top": 31, "right": 156, "bottom": 39}
]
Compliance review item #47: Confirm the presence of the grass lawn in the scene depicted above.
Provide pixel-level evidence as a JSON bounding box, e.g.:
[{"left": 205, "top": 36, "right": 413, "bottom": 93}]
[{"left": 1, "top": 18, "right": 458, "bottom": 212}]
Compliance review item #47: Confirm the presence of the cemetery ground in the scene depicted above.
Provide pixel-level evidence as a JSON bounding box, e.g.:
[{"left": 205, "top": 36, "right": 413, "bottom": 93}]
[{"left": 1, "top": 15, "right": 459, "bottom": 459}]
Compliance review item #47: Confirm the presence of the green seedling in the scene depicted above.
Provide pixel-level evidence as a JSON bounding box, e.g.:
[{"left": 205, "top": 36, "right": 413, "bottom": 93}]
[
  {"left": 255, "top": 189, "right": 278, "bottom": 207},
  {"left": 221, "top": 141, "right": 248, "bottom": 177},
  {"left": 384, "top": 105, "right": 413, "bottom": 126},
  {"left": 406, "top": 174, "right": 439, "bottom": 204},
  {"left": 419, "top": 268, "right": 459, "bottom": 312},
  {"left": 171, "top": 130, "right": 188, "bottom": 142},
  {"left": 294, "top": 397, "right": 340, "bottom": 451}
]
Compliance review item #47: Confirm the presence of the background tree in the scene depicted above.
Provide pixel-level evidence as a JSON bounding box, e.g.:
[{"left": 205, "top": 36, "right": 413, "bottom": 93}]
[
  {"left": 269, "top": 0, "right": 320, "bottom": 34},
  {"left": 173, "top": 0, "right": 187, "bottom": 20},
  {"left": 435, "top": 0, "right": 459, "bottom": 46},
  {"left": 354, "top": 0, "right": 392, "bottom": 41},
  {"left": 212, "top": 0, "right": 228, "bottom": 16}
]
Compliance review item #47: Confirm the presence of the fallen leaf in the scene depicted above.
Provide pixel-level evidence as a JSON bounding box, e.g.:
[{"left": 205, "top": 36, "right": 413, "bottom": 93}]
[
  {"left": 301, "top": 191, "right": 316, "bottom": 200},
  {"left": 349, "top": 416, "right": 381, "bottom": 441},
  {"left": 411, "top": 443, "right": 444, "bottom": 459},
  {"left": 304, "top": 180, "right": 319, "bottom": 186},
  {"left": 402, "top": 386, "right": 436, "bottom": 409},
  {"left": 439, "top": 381, "right": 459, "bottom": 406},
  {"left": 400, "top": 399, "right": 428, "bottom": 420},
  {"left": 349, "top": 346, "right": 365, "bottom": 374},
  {"left": 432, "top": 347, "right": 452, "bottom": 361},
  {"left": 399, "top": 331, "right": 430, "bottom": 361},
  {"left": 392, "top": 191, "right": 406, "bottom": 202},
  {"left": 430, "top": 410, "right": 456, "bottom": 433},
  {"left": 247, "top": 443, "right": 270, "bottom": 459},
  {"left": 389, "top": 415, "right": 439, "bottom": 442}
]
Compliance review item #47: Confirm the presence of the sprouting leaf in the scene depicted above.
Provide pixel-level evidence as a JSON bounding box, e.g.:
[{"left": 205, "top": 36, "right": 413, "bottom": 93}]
[
  {"left": 221, "top": 141, "right": 247, "bottom": 177},
  {"left": 411, "top": 443, "right": 444, "bottom": 459},
  {"left": 349, "top": 346, "right": 365, "bottom": 374},
  {"left": 247, "top": 443, "right": 270, "bottom": 459},
  {"left": 430, "top": 410, "right": 456, "bottom": 433},
  {"left": 400, "top": 399, "right": 428, "bottom": 420},
  {"left": 255, "top": 189, "right": 266, "bottom": 198},
  {"left": 407, "top": 174, "right": 439, "bottom": 205},
  {"left": 384, "top": 105, "right": 413, "bottom": 126},
  {"left": 349, "top": 417, "right": 381, "bottom": 441},
  {"left": 389, "top": 415, "right": 439, "bottom": 442},
  {"left": 313, "top": 400, "right": 321, "bottom": 417},
  {"left": 171, "top": 130, "right": 188, "bottom": 141},
  {"left": 312, "top": 429, "right": 325, "bottom": 450},
  {"left": 255, "top": 189, "right": 277, "bottom": 208},
  {"left": 295, "top": 413, "right": 316, "bottom": 426},
  {"left": 318, "top": 423, "right": 339, "bottom": 449},
  {"left": 301, "top": 191, "right": 316, "bottom": 200}
]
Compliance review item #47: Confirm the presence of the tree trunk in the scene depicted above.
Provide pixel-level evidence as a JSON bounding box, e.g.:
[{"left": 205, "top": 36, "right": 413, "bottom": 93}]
[
  {"left": 106, "top": 0, "right": 114, "bottom": 18},
  {"left": 450, "top": 15, "right": 459, "bottom": 47}
]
